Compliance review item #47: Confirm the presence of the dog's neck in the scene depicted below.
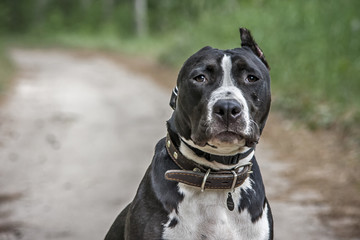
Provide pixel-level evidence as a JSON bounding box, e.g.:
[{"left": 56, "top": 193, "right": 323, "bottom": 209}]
[{"left": 166, "top": 121, "right": 254, "bottom": 171}]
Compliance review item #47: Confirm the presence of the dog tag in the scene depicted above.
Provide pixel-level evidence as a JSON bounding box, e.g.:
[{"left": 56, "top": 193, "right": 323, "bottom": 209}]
[{"left": 227, "top": 192, "right": 235, "bottom": 211}]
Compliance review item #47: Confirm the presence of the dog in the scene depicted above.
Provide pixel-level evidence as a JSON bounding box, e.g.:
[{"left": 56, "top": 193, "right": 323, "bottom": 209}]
[{"left": 105, "top": 27, "right": 273, "bottom": 240}]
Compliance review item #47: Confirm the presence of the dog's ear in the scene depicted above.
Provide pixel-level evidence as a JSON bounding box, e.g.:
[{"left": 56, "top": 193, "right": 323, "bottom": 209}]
[
  {"left": 239, "top": 28, "right": 270, "bottom": 70},
  {"left": 169, "top": 86, "right": 178, "bottom": 110}
]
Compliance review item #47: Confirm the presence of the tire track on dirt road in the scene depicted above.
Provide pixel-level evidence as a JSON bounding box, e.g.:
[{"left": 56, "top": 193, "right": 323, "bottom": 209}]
[{"left": 0, "top": 49, "right": 336, "bottom": 239}]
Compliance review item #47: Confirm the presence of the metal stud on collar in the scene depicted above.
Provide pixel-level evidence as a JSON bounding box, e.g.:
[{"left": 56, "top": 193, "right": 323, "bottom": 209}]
[
  {"left": 201, "top": 169, "right": 211, "bottom": 192},
  {"left": 247, "top": 162, "right": 254, "bottom": 175}
]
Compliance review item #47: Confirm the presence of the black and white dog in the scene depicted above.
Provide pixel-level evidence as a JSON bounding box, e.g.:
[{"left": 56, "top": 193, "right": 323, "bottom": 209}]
[{"left": 105, "top": 28, "right": 273, "bottom": 240}]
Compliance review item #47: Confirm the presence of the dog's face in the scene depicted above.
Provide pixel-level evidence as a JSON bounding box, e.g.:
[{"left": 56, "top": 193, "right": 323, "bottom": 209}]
[{"left": 173, "top": 28, "right": 271, "bottom": 155}]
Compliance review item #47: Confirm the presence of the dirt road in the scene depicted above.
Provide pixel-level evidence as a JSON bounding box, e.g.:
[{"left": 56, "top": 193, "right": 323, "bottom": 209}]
[{"left": 0, "top": 49, "right": 337, "bottom": 239}]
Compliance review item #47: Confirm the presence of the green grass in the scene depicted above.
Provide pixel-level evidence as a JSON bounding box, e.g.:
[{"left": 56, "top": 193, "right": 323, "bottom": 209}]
[{"left": 0, "top": 40, "right": 14, "bottom": 96}]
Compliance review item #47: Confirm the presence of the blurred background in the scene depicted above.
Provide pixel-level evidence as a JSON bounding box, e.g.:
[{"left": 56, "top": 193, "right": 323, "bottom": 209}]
[
  {"left": 0, "top": 0, "right": 359, "bottom": 239},
  {"left": 0, "top": 0, "right": 359, "bottom": 134}
]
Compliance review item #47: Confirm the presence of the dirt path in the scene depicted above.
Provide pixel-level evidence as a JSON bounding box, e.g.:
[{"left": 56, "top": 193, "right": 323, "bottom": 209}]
[{"left": 0, "top": 49, "right": 337, "bottom": 240}]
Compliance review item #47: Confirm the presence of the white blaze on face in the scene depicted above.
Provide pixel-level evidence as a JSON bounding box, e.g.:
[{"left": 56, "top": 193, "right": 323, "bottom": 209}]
[{"left": 207, "top": 54, "right": 251, "bottom": 135}]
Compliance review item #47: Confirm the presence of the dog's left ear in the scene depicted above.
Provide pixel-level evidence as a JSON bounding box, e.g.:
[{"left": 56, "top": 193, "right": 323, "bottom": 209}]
[
  {"left": 239, "top": 28, "right": 270, "bottom": 70},
  {"left": 169, "top": 86, "right": 178, "bottom": 110}
]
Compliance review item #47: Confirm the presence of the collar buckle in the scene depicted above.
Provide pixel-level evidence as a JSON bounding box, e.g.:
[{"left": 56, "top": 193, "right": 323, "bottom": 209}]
[{"left": 201, "top": 169, "right": 211, "bottom": 192}]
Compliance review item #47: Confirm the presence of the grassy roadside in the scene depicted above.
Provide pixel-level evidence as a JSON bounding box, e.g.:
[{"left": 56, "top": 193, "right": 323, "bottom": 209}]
[{"left": 0, "top": 41, "right": 14, "bottom": 98}]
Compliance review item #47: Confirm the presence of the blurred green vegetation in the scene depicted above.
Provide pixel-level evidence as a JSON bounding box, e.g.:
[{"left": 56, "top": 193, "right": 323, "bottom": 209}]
[
  {"left": 0, "top": 42, "right": 13, "bottom": 96},
  {"left": 0, "top": 0, "right": 359, "bottom": 139}
]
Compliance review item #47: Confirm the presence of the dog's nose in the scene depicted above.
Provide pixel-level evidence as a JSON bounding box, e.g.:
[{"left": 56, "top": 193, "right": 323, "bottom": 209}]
[{"left": 213, "top": 99, "right": 242, "bottom": 123}]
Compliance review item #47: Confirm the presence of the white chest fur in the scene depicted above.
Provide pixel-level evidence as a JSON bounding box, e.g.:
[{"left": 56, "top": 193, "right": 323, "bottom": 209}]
[{"left": 162, "top": 179, "right": 270, "bottom": 240}]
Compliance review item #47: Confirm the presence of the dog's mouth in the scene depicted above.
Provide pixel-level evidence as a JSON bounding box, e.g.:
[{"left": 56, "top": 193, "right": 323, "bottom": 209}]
[
  {"left": 190, "top": 122, "right": 260, "bottom": 152},
  {"left": 207, "top": 131, "right": 245, "bottom": 148},
  {"left": 207, "top": 130, "right": 259, "bottom": 149},
  {"left": 186, "top": 130, "right": 258, "bottom": 156},
  {"left": 185, "top": 131, "right": 247, "bottom": 156}
]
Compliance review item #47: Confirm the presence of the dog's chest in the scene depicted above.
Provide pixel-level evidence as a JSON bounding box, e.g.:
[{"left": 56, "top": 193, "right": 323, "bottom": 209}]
[{"left": 162, "top": 180, "right": 270, "bottom": 240}]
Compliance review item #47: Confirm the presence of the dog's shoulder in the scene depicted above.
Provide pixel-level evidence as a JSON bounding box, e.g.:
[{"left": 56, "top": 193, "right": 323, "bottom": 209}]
[{"left": 121, "top": 137, "right": 184, "bottom": 239}]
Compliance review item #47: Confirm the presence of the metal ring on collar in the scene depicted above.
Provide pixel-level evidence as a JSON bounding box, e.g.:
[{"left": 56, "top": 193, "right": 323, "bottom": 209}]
[
  {"left": 201, "top": 169, "right": 211, "bottom": 192},
  {"left": 231, "top": 170, "right": 238, "bottom": 193}
]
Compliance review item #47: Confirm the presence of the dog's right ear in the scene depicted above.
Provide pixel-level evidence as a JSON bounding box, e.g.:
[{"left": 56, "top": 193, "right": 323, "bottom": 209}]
[{"left": 239, "top": 28, "right": 270, "bottom": 70}]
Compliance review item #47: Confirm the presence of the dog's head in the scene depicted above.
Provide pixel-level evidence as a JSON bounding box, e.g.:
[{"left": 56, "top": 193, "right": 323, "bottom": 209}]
[{"left": 170, "top": 28, "right": 271, "bottom": 155}]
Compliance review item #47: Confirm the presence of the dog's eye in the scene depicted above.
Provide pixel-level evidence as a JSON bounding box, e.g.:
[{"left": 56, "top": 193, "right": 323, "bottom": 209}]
[
  {"left": 193, "top": 75, "right": 207, "bottom": 83},
  {"left": 246, "top": 75, "right": 259, "bottom": 83}
]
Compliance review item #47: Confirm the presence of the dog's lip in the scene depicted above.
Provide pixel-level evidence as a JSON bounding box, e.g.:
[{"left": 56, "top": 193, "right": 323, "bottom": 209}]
[
  {"left": 191, "top": 131, "right": 246, "bottom": 148},
  {"left": 208, "top": 131, "right": 244, "bottom": 144},
  {"left": 215, "top": 131, "right": 244, "bottom": 138}
]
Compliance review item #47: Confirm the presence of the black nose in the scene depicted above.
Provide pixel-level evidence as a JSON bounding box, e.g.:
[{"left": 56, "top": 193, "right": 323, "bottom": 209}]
[{"left": 213, "top": 99, "right": 242, "bottom": 123}]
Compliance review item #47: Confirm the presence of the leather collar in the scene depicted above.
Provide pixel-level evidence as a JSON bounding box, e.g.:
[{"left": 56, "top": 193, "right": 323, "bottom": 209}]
[{"left": 164, "top": 134, "right": 253, "bottom": 191}]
